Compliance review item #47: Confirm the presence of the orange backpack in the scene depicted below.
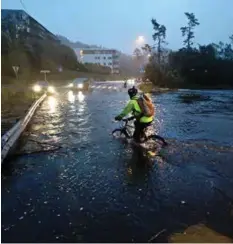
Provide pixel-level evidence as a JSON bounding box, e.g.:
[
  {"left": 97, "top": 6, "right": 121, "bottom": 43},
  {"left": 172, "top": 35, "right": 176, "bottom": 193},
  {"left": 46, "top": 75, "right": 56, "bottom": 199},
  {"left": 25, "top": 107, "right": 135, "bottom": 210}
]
[{"left": 137, "top": 94, "right": 155, "bottom": 117}]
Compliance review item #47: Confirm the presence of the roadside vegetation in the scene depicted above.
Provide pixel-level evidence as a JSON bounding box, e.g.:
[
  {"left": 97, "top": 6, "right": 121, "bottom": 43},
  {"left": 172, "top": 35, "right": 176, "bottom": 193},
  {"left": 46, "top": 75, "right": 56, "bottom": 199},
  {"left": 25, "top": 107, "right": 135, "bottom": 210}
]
[
  {"left": 134, "top": 12, "right": 233, "bottom": 89},
  {"left": 1, "top": 13, "right": 118, "bottom": 87}
]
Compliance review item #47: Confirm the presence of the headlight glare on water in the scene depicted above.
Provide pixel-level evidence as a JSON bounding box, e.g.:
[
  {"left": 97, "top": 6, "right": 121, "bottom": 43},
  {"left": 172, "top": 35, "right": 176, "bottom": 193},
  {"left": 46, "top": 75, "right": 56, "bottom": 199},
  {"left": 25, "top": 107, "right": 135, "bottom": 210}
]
[
  {"left": 33, "top": 85, "right": 42, "bottom": 92},
  {"left": 48, "top": 86, "right": 55, "bottom": 93}
]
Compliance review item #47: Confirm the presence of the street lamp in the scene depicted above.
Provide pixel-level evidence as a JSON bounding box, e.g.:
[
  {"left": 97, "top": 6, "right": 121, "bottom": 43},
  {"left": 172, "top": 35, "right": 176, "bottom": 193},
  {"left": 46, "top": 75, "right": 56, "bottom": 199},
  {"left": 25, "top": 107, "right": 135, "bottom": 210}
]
[{"left": 136, "top": 35, "right": 145, "bottom": 46}]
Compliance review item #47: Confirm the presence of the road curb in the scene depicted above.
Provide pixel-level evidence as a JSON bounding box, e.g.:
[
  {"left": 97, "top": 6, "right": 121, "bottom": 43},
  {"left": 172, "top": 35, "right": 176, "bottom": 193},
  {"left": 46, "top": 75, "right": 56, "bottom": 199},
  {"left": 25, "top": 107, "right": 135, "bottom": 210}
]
[{"left": 1, "top": 93, "right": 47, "bottom": 164}]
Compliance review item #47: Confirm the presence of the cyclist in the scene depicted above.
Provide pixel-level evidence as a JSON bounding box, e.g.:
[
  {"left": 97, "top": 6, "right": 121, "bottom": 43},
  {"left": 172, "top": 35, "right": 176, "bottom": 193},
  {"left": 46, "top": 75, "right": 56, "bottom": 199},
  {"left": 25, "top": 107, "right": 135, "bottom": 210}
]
[
  {"left": 124, "top": 79, "right": 127, "bottom": 88},
  {"left": 115, "top": 86, "right": 154, "bottom": 143}
]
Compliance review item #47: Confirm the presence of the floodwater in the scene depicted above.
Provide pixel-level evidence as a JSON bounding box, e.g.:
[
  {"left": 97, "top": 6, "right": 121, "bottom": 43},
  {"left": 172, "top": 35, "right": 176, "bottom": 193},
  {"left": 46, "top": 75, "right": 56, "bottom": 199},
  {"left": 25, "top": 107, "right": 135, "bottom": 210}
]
[{"left": 2, "top": 83, "right": 233, "bottom": 242}]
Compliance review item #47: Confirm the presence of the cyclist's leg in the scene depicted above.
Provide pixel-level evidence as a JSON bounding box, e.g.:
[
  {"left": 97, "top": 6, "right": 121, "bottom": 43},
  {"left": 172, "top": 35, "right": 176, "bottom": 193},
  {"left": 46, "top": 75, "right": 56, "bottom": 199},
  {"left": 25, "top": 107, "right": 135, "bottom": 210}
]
[
  {"left": 133, "top": 120, "right": 141, "bottom": 142},
  {"left": 139, "top": 122, "right": 151, "bottom": 140}
]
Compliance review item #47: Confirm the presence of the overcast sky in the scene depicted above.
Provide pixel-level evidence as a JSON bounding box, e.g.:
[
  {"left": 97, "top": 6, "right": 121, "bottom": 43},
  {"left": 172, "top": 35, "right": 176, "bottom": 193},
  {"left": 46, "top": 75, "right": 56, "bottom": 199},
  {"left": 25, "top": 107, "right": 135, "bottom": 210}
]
[{"left": 2, "top": 0, "right": 233, "bottom": 54}]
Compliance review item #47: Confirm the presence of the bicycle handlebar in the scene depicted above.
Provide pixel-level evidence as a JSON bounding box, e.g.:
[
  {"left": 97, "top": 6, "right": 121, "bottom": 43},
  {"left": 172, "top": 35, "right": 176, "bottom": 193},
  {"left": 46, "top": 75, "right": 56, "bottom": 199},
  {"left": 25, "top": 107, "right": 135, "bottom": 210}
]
[{"left": 122, "top": 116, "right": 135, "bottom": 122}]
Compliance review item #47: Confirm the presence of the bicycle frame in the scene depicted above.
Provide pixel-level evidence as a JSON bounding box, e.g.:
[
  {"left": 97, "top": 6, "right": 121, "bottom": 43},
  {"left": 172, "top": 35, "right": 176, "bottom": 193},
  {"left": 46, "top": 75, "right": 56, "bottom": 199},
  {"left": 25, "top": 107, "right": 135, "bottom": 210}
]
[
  {"left": 119, "top": 119, "right": 135, "bottom": 138},
  {"left": 113, "top": 117, "right": 146, "bottom": 140},
  {"left": 113, "top": 117, "right": 167, "bottom": 146}
]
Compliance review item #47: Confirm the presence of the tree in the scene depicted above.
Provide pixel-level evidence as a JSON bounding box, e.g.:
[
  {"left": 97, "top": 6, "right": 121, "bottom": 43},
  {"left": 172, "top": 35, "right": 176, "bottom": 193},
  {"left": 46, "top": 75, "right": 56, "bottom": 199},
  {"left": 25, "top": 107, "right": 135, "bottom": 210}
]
[
  {"left": 133, "top": 48, "right": 143, "bottom": 59},
  {"left": 151, "top": 19, "right": 167, "bottom": 64},
  {"left": 133, "top": 48, "right": 144, "bottom": 74},
  {"left": 141, "top": 44, "right": 152, "bottom": 55},
  {"left": 180, "top": 12, "right": 199, "bottom": 49},
  {"left": 229, "top": 34, "right": 233, "bottom": 45}
]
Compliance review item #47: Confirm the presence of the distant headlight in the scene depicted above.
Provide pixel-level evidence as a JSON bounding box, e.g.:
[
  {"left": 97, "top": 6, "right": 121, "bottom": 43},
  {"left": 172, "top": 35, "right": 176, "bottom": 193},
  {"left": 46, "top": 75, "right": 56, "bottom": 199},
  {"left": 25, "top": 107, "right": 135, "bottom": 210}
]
[
  {"left": 47, "top": 86, "right": 55, "bottom": 93},
  {"left": 33, "top": 85, "right": 41, "bottom": 92},
  {"left": 77, "top": 83, "right": 83, "bottom": 89},
  {"left": 68, "top": 83, "right": 74, "bottom": 88}
]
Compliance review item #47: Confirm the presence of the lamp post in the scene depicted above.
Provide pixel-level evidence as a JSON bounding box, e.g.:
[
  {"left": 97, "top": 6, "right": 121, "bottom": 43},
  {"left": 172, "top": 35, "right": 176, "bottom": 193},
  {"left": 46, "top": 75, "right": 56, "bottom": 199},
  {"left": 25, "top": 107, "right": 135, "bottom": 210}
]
[{"left": 136, "top": 36, "right": 145, "bottom": 46}]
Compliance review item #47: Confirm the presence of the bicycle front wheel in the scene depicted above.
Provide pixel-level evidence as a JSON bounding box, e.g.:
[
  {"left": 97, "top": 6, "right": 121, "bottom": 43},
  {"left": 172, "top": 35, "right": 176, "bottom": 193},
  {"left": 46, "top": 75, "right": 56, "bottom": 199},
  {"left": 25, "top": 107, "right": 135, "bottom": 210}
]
[{"left": 112, "top": 129, "right": 129, "bottom": 139}]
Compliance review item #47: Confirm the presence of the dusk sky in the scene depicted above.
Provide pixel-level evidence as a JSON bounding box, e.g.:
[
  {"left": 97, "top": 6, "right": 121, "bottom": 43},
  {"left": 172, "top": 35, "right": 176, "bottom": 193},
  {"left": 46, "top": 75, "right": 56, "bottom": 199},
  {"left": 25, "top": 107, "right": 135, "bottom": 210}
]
[{"left": 2, "top": 0, "right": 233, "bottom": 54}]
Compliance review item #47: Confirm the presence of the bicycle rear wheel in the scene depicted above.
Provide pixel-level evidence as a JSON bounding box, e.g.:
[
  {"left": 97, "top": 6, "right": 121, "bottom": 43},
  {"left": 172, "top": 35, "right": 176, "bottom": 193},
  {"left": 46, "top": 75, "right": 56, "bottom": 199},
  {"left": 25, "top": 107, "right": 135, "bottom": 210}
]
[{"left": 146, "top": 134, "right": 168, "bottom": 146}]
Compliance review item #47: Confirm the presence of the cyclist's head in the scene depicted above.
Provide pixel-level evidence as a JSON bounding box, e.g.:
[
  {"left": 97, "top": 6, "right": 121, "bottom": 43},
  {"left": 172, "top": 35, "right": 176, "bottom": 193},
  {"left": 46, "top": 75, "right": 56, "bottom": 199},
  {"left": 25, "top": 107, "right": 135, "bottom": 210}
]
[{"left": 128, "top": 86, "right": 138, "bottom": 98}]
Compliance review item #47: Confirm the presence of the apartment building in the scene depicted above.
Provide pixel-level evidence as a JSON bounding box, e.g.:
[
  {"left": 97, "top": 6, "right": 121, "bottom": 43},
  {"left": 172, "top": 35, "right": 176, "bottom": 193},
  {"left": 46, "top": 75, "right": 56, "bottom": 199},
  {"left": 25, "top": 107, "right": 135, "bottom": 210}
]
[{"left": 75, "top": 48, "right": 120, "bottom": 74}]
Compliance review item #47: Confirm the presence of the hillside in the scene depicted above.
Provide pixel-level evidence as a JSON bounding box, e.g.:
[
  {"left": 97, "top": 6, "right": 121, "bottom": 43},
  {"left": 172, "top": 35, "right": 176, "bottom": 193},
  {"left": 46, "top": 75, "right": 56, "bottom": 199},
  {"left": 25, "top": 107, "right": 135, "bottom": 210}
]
[
  {"left": 56, "top": 35, "right": 99, "bottom": 49},
  {"left": 1, "top": 9, "right": 85, "bottom": 82}
]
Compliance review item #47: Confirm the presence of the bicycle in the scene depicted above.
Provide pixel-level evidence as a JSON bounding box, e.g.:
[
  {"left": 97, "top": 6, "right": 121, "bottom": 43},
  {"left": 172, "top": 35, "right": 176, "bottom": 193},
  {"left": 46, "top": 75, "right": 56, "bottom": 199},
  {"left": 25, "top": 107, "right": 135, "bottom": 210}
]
[{"left": 112, "top": 116, "right": 167, "bottom": 147}]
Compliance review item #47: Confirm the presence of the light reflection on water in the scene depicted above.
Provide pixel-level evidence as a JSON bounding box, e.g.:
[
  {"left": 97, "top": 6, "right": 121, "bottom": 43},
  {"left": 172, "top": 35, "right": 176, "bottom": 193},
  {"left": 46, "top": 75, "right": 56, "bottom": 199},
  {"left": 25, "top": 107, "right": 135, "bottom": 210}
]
[
  {"left": 67, "top": 91, "right": 85, "bottom": 103},
  {"left": 77, "top": 91, "right": 85, "bottom": 102},
  {"left": 68, "top": 91, "right": 75, "bottom": 103},
  {"left": 47, "top": 96, "right": 58, "bottom": 113}
]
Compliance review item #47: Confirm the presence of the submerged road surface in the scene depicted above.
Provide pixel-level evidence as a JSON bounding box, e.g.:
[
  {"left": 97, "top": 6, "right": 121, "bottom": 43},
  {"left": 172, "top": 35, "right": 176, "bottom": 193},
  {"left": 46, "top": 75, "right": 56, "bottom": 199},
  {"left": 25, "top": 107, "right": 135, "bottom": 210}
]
[{"left": 2, "top": 83, "right": 233, "bottom": 242}]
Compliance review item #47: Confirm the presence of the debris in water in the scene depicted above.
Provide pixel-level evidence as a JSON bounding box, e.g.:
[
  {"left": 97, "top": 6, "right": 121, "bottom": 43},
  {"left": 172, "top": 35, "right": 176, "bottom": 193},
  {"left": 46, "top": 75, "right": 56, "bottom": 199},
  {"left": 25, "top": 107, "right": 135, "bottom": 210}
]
[
  {"left": 80, "top": 207, "right": 84, "bottom": 211},
  {"left": 181, "top": 200, "right": 186, "bottom": 204},
  {"left": 57, "top": 214, "right": 61, "bottom": 217},
  {"left": 148, "top": 229, "right": 166, "bottom": 242},
  {"left": 44, "top": 201, "right": 48, "bottom": 204},
  {"left": 19, "top": 216, "right": 24, "bottom": 220}
]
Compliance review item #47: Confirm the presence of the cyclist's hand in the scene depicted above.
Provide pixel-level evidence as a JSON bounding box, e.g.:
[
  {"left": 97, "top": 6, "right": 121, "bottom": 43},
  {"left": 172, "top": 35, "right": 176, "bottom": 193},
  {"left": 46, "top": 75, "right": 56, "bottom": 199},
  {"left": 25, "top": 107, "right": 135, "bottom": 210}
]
[{"left": 115, "top": 115, "right": 122, "bottom": 121}]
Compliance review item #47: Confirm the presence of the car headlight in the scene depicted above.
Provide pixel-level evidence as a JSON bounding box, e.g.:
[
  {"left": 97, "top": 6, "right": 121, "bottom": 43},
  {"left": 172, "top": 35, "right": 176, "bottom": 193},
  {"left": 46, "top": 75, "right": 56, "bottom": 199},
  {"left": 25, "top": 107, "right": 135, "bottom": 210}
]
[
  {"left": 33, "top": 85, "right": 41, "bottom": 92},
  {"left": 47, "top": 86, "right": 55, "bottom": 93},
  {"left": 77, "top": 83, "right": 83, "bottom": 89},
  {"left": 68, "top": 83, "right": 74, "bottom": 88}
]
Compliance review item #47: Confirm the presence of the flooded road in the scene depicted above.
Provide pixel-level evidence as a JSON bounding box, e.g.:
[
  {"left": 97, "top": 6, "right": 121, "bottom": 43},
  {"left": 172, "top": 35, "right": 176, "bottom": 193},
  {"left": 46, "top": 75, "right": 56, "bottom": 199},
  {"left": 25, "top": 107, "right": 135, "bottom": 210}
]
[{"left": 2, "top": 83, "right": 233, "bottom": 242}]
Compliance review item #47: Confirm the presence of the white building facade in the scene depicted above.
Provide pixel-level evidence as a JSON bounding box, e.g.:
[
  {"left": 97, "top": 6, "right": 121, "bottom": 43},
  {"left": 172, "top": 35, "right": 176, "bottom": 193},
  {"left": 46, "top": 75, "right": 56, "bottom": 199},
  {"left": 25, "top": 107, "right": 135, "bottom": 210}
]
[{"left": 74, "top": 48, "right": 120, "bottom": 74}]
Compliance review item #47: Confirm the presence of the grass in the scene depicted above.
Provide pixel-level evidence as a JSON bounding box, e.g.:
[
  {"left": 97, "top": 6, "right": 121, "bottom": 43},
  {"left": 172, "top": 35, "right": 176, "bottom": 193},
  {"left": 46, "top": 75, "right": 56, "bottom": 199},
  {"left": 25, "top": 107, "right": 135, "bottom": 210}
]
[
  {"left": 1, "top": 86, "right": 39, "bottom": 135},
  {"left": 138, "top": 83, "right": 155, "bottom": 93},
  {"left": 138, "top": 82, "right": 174, "bottom": 94}
]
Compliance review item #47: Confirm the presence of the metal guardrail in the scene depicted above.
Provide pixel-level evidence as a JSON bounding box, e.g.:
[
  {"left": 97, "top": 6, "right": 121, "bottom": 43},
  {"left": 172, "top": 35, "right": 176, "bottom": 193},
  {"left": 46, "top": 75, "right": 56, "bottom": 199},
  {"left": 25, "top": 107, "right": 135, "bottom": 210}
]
[{"left": 1, "top": 94, "right": 47, "bottom": 164}]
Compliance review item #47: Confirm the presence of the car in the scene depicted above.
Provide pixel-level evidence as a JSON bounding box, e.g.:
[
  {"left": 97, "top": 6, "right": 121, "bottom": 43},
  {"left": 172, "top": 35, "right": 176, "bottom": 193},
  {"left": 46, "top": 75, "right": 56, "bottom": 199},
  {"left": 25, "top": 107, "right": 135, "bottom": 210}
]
[
  {"left": 127, "top": 78, "right": 135, "bottom": 85},
  {"left": 68, "top": 78, "right": 89, "bottom": 91},
  {"left": 32, "top": 81, "right": 56, "bottom": 95}
]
